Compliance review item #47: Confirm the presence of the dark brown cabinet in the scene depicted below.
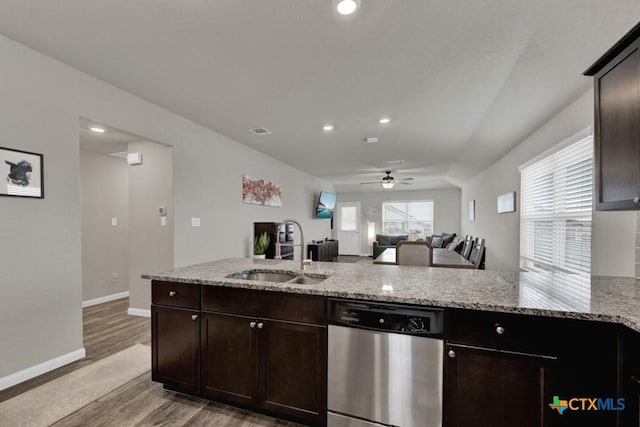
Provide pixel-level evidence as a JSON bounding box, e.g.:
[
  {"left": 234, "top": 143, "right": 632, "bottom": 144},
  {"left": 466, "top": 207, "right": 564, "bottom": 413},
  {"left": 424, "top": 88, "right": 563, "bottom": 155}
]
[
  {"left": 445, "top": 344, "right": 553, "bottom": 427},
  {"left": 621, "top": 327, "right": 640, "bottom": 427},
  {"left": 307, "top": 240, "right": 338, "bottom": 262},
  {"left": 201, "top": 286, "right": 327, "bottom": 425},
  {"left": 151, "top": 281, "right": 201, "bottom": 394},
  {"left": 254, "top": 222, "right": 294, "bottom": 259},
  {"left": 259, "top": 319, "right": 327, "bottom": 422},
  {"left": 445, "top": 309, "right": 621, "bottom": 427},
  {"left": 201, "top": 312, "right": 257, "bottom": 406},
  {"left": 585, "top": 23, "right": 640, "bottom": 210}
]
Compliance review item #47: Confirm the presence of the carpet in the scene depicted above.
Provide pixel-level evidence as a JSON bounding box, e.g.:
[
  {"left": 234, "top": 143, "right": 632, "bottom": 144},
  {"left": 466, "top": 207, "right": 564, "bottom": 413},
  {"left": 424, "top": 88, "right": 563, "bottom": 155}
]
[{"left": 0, "top": 343, "right": 150, "bottom": 427}]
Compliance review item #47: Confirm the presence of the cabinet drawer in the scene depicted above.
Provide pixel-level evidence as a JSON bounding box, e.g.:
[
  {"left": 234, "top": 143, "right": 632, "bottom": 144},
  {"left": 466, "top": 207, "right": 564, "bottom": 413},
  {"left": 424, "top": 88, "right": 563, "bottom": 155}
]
[
  {"left": 152, "top": 281, "right": 200, "bottom": 309},
  {"left": 448, "top": 309, "right": 570, "bottom": 356},
  {"left": 448, "top": 309, "right": 619, "bottom": 357},
  {"left": 202, "top": 286, "right": 326, "bottom": 325}
]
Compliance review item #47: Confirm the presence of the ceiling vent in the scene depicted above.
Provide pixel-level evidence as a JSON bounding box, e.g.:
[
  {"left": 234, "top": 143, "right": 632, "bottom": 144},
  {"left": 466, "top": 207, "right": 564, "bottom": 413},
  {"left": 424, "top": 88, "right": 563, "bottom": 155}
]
[{"left": 250, "top": 127, "right": 272, "bottom": 135}]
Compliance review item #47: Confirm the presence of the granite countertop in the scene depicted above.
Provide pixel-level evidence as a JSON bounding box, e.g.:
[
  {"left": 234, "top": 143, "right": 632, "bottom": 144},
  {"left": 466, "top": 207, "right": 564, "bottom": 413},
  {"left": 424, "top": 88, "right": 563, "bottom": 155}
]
[{"left": 142, "top": 257, "right": 640, "bottom": 333}]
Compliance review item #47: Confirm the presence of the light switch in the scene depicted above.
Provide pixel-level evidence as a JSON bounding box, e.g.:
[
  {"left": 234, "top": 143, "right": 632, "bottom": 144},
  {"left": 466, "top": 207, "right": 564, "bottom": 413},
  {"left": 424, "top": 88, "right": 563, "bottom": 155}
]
[
  {"left": 111, "top": 218, "right": 118, "bottom": 226},
  {"left": 191, "top": 217, "right": 201, "bottom": 227},
  {"left": 161, "top": 217, "right": 167, "bottom": 227}
]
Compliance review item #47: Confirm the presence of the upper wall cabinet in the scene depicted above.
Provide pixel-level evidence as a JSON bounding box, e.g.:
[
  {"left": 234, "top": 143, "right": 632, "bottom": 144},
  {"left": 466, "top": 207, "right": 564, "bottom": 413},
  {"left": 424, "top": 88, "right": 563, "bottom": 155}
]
[{"left": 585, "top": 23, "right": 640, "bottom": 211}]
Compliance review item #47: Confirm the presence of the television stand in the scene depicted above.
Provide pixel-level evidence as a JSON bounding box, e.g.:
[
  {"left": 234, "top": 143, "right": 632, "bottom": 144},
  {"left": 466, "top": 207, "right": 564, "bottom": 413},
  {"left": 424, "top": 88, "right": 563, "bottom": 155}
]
[{"left": 307, "top": 240, "right": 338, "bottom": 262}]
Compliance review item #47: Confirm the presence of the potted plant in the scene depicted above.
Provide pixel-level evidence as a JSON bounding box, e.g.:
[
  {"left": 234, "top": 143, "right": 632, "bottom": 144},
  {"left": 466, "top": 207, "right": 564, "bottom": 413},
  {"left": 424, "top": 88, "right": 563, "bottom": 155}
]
[{"left": 254, "top": 232, "right": 270, "bottom": 259}]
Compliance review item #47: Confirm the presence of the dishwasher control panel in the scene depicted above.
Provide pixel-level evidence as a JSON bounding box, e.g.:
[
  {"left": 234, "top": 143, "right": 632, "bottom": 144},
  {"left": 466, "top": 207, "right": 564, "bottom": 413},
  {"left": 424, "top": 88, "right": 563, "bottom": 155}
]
[{"left": 328, "top": 299, "right": 444, "bottom": 337}]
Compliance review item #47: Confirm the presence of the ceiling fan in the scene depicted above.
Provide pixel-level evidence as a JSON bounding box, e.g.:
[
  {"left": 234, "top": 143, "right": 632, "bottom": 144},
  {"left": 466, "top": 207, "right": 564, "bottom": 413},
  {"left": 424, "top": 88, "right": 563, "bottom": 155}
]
[{"left": 360, "top": 171, "right": 414, "bottom": 189}]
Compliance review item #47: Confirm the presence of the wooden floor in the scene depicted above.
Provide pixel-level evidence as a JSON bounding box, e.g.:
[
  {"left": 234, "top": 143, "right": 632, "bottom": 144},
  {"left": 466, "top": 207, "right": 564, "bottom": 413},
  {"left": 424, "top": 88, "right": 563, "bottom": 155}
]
[{"left": 0, "top": 298, "right": 302, "bottom": 426}]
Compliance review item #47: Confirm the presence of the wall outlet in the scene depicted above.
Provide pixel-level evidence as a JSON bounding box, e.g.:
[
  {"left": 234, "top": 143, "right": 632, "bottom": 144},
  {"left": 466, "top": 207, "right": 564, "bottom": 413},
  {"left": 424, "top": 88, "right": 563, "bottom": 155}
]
[
  {"left": 111, "top": 218, "right": 118, "bottom": 226},
  {"left": 111, "top": 272, "right": 119, "bottom": 282},
  {"left": 191, "top": 217, "right": 201, "bottom": 227}
]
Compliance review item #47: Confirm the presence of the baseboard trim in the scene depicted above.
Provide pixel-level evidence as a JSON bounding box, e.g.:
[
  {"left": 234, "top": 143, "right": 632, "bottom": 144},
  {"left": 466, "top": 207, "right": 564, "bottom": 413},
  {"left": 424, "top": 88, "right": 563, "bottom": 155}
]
[
  {"left": 127, "top": 307, "right": 151, "bottom": 318},
  {"left": 0, "top": 347, "right": 86, "bottom": 391},
  {"left": 82, "top": 291, "right": 129, "bottom": 308},
  {"left": 360, "top": 252, "right": 372, "bottom": 257}
]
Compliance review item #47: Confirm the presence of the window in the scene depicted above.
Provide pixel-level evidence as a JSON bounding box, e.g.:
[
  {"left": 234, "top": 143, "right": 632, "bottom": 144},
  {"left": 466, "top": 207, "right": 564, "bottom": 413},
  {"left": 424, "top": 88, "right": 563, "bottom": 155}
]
[
  {"left": 339, "top": 206, "right": 358, "bottom": 231},
  {"left": 382, "top": 201, "right": 433, "bottom": 239},
  {"left": 519, "top": 131, "right": 593, "bottom": 275}
]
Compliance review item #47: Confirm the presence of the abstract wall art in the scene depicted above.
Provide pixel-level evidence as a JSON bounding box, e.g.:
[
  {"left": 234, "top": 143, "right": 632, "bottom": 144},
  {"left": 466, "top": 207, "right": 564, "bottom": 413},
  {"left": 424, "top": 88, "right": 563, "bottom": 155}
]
[
  {"left": 242, "top": 175, "right": 282, "bottom": 207},
  {"left": 0, "top": 147, "right": 44, "bottom": 198}
]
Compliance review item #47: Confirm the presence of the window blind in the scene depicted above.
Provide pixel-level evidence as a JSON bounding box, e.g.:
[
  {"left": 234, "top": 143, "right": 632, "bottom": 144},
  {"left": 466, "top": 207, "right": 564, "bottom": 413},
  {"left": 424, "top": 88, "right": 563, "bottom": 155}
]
[
  {"left": 519, "top": 134, "right": 593, "bottom": 275},
  {"left": 382, "top": 201, "right": 433, "bottom": 239}
]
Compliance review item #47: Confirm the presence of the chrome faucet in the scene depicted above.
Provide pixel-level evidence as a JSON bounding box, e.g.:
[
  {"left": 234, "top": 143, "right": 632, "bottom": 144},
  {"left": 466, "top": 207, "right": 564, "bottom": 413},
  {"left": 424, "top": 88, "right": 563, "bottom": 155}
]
[{"left": 274, "top": 219, "right": 311, "bottom": 272}]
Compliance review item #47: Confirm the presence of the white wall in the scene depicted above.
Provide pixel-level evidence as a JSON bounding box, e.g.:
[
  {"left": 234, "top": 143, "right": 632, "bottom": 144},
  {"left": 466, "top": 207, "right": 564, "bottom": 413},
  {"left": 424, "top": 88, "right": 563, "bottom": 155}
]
[
  {"left": 0, "top": 34, "right": 332, "bottom": 382},
  {"left": 128, "top": 141, "right": 174, "bottom": 312},
  {"left": 338, "top": 189, "right": 461, "bottom": 255},
  {"left": 460, "top": 90, "right": 636, "bottom": 274},
  {"left": 80, "top": 149, "right": 129, "bottom": 301}
]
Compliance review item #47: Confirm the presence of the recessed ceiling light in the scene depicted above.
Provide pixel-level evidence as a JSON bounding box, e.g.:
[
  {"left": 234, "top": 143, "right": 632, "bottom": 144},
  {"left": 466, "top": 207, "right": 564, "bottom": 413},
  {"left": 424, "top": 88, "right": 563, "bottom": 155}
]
[
  {"left": 323, "top": 124, "right": 335, "bottom": 132},
  {"left": 90, "top": 127, "right": 105, "bottom": 133},
  {"left": 336, "top": 0, "right": 359, "bottom": 15},
  {"left": 386, "top": 160, "right": 405, "bottom": 165},
  {"left": 378, "top": 117, "right": 391, "bottom": 124}
]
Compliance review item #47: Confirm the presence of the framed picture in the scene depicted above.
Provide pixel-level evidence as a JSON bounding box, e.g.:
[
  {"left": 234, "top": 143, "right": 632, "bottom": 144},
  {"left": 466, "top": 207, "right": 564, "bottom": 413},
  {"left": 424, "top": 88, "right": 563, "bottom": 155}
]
[
  {"left": 0, "top": 147, "right": 44, "bottom": 199},
  {"left": 497, "top": 191, "right": 516, "bottom": 214},
  {"left": 242, "top": 175, "right": 282, "bottom": 207},
  {"left": 468, "top": 200, "right": 475, "bottom": 221}
]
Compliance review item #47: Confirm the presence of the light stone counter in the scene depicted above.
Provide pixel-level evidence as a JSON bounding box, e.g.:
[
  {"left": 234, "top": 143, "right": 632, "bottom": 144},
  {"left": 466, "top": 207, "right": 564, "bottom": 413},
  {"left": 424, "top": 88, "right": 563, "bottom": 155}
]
[{"left": 143, "top": 257, "right": 640, "bottom": 333}]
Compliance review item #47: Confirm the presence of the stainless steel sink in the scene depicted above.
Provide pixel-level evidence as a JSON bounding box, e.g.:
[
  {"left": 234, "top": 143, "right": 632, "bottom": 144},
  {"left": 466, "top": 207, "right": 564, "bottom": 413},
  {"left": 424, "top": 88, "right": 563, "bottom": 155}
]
[
  {"left": 226, "top": 270, "right": 328, "bottom": 285},
  {"left": 289, "top": 276, "right": 326, "bottom": 285},
  {"left": 227, "top": 271, "right": 297, "bottom": 282}
]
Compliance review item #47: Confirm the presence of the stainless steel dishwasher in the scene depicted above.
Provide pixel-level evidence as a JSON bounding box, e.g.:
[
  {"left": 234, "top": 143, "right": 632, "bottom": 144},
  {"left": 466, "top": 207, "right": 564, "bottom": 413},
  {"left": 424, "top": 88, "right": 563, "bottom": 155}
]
[{"left": 327, "top": 299, "right": 444, "bottom": 427}]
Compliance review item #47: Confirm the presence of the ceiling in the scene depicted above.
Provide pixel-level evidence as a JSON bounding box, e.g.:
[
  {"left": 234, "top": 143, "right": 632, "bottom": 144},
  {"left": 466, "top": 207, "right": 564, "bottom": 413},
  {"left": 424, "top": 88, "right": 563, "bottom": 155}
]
[
  {"left": 2, "top": 1, "right": 639, "bottom": 192},
  {"left": 78, "top": 117, "right": 142, "bottom": 155}
]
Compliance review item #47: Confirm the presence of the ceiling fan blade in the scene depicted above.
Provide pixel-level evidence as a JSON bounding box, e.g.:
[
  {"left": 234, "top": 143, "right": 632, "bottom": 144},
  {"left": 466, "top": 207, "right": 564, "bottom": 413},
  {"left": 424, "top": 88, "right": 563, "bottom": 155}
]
[
  {"left": 398, "top": 181, "right": 413, "bottom": 185},
  {"left": 399, "top": 177, "right": 414, "bottom": 181},
  {"left": 359, "top": 181, "right": 382, "bottom": 184}
]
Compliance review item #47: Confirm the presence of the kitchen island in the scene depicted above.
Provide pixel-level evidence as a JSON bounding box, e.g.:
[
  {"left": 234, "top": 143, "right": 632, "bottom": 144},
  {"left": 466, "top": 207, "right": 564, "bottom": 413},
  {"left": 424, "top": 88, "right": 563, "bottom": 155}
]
[{"left": 143, "top": 258, "right": 640, "bottom": 427}]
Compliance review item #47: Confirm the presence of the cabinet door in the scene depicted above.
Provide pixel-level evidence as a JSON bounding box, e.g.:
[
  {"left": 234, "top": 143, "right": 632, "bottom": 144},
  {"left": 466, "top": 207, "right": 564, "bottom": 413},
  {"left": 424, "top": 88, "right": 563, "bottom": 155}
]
[
  {"left": 201, "top": 312, "right": 258, "bottom": 406},
  {"left": 259, "top": 319, "right": 327, "bottom": 425},
  {"left": 445, "top": 344, "right": 553, "bottom": 427},
  {"left": 151, "top": 305, "right": 200, "bottom": 393},
  {"left": 595, "top": 42, "right": 640, "bottom": 210},
  {"left": 622, "top": 329, "right": 640, "bottom": 427}
]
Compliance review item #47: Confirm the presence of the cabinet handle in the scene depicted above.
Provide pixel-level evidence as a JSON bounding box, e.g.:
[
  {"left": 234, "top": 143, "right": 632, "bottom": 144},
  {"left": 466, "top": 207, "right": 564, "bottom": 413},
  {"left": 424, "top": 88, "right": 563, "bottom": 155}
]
[
  {"left": 448, "top": 349, "right": 456, "bottom": 358},
  {"left": 634, "top": 197, "right": 640, "bottom": 204},
  {"left": 169, "top": 291, "right": 176, "bottom": 297},
  {"left": 191, "top": 315, "right": 198, "bottom": 321},
  {"left": 249, "top": 321, "right": 256, "bottom": 329},
  {"left": 257, "top": 322, "right": 264, "bottom": 329},
  {"left": 495, "top": 325, "right": 505, "bottom": 335}
]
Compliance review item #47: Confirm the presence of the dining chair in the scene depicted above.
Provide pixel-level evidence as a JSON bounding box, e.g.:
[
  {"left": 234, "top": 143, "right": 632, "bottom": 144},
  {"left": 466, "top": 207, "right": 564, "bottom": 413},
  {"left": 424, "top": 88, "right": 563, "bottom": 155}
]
[
  {"left": 461, "top": 235, "right": 473, "bottom": 259},
  {"left": 468, "top": 238, "right": 485, "bottom": 269},
  {"left": 396, "top": 241, "right": 432, "bottom": 267}
]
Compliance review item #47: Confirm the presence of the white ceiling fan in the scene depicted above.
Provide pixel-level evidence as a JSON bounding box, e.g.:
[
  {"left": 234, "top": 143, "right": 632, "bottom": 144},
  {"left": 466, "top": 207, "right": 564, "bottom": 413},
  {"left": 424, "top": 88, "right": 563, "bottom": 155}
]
[{"left": 360, "top": 171, "right": 414, "bottom": 189}]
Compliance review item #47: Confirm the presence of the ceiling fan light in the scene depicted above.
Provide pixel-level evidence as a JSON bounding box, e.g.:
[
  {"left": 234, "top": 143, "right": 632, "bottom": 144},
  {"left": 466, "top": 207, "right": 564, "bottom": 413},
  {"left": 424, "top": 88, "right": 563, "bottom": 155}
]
[
  {"left": 337, "top": 0, "right": 358, "bottom": 15},
  {"left": 382, "top": 181, "right": 394, "bottom": 189}
]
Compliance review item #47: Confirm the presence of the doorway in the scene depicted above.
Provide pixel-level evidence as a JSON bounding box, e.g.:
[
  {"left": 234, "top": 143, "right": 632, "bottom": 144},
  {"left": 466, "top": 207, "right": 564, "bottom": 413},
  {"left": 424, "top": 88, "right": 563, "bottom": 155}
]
[
  {"left": 336, "top": 202, "right": 361, "bottom": 255},
  {"left": 79, "top": 117, "right": 173, "bottom": 316}
]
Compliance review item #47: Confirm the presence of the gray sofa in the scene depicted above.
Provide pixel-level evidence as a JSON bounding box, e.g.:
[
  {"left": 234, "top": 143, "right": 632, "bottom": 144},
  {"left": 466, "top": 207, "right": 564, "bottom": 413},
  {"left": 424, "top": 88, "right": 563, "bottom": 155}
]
[{"left": 373, "top": 234, "right": 408, "bottom": 258}]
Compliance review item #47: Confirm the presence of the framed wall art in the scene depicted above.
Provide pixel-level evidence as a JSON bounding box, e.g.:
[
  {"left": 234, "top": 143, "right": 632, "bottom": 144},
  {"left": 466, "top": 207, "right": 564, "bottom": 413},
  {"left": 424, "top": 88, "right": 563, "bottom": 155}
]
[
  {"left": 0, "top": 147, "right": 44, "bottom": 199},
  {"left": 242, "top": 175, "right": 282, "bottom": 207},
  {"left": 497, "top": 191, "right": 516, "bottom": 214}
]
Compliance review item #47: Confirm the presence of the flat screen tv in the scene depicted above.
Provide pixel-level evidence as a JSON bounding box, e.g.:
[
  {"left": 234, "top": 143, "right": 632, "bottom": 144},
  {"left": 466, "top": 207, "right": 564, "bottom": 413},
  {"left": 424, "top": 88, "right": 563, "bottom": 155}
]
[{"left": 315, "top": 191, "right": 337, "bottom": 219}]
